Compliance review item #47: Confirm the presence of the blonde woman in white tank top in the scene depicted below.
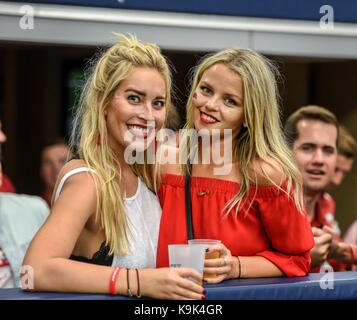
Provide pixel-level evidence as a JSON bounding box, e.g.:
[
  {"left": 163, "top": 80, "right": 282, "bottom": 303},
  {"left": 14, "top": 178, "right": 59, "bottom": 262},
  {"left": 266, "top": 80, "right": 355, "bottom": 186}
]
[{"left": 22, "top": 35, "right": 204, "bottom": 300}]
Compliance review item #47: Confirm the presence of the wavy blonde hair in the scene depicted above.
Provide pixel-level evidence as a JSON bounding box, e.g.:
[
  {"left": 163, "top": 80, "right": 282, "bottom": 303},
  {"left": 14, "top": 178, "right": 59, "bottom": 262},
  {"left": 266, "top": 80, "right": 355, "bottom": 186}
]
[
  {"left": 70, "top": 34, "right": 172, "bottom": 256},
  {"left": 180, "top": 48, "right": 304, "bottom": 213}
]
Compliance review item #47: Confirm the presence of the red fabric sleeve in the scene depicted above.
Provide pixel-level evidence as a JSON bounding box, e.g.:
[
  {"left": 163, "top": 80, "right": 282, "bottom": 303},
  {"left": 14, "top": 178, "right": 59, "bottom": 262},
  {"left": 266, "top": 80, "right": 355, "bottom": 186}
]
[
  {"left": 0, "top": 174, "right": 16, "bottom": 193},
  {"left": 255, "top": 191, "right": 314, "bottom": 276}
]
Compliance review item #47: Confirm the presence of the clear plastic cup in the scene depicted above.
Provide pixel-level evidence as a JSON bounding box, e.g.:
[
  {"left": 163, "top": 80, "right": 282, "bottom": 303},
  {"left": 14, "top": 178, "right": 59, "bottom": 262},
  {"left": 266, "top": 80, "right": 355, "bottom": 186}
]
[
  {"left": 168, "top": 244, "right": 206, "bottom": 283},
  {"left": 188, "top": 239, "right": 221, "bottom": 278}
]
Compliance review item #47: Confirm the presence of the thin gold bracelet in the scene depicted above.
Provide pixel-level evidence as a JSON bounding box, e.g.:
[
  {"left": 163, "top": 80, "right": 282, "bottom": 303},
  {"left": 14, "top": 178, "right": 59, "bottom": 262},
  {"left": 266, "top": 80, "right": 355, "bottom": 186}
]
[
  {"left": 236, "top": 256, "right": 242, "bottom": 278},
  {"left": 135, "top": 268, "right": 141, "bottom": 298}
]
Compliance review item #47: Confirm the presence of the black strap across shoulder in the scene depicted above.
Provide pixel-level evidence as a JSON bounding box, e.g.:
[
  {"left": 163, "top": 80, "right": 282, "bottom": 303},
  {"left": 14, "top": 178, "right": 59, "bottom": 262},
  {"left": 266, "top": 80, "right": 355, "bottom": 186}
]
[{"left": 185, "top": 162, "right": 194, "bottom": 240}]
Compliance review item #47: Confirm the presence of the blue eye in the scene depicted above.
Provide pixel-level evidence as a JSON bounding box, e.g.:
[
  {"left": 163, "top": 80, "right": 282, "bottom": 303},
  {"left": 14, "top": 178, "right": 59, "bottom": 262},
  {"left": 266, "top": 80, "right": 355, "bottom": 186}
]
[
  {"left": 128, "top": 95, "right": 140, "bottom": 103},
  {"left": 200, "top": 86, "right": 211, "bottom": 95},
  {"left": 153, "top": 100, "right": 165, "bottom": 109},
  {"left": 224, "top": 98, "right": 237, "bottom": 106}
]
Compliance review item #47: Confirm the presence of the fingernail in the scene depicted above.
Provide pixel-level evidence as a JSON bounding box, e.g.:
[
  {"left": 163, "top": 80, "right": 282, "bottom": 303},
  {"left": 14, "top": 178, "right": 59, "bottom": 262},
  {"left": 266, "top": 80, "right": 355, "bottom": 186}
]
[
  {"left": 205, "top": 248, "right": 209, "bottom": 253},
  {"left": 203, "top": 289, "right": 206, "bottom": 294},
  {"left": 202, "top": 295, "right": 206, "bottom": 300}
]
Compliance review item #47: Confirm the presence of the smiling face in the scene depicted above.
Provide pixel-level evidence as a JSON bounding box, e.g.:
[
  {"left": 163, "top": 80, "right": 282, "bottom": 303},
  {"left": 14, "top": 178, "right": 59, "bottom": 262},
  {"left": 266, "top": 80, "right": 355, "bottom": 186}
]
[
  {"left": 105, "top": 67, "right": 166, "bottom": 155},
  {"left": 193, "top": 63, "right": 245, "bottom": 138},
  {"left": 292, "top": 119, "right": 337, "bottom": 194}
]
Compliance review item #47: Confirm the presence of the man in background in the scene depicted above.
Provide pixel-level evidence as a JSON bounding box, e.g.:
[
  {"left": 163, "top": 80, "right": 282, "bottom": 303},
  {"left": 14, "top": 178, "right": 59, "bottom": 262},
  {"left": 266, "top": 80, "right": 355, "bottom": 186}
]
[
  {"left": 314, "top": 125, "right": 357, "bottom": 237},
  {"left": 329, "top": 125, "right": 356, "bottom": 190},
  {"left": 40, "top": 138, "right": 70, "bottom": 206},
  {"left": 330, "top": 126, "right": 357, "bottom": 253},
  {"left": 285, "top": 105, "right": 356, "bottom": 271},
  {"left": 0, "top": 123, "right": 49, "bottom": 288}
]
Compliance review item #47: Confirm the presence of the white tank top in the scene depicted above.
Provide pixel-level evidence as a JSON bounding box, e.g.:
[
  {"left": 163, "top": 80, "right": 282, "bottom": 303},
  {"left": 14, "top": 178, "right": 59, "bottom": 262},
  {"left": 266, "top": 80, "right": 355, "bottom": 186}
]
[{"left": 54, "top": 167, "right": 162, "bottom": 268}]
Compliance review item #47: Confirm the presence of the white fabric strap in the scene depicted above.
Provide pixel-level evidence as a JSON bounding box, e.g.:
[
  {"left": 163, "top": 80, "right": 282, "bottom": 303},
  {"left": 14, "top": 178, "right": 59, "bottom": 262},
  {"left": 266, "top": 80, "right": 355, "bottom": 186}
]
[{"left": 54, "top": 167, "right": 96, "bottom": 201}]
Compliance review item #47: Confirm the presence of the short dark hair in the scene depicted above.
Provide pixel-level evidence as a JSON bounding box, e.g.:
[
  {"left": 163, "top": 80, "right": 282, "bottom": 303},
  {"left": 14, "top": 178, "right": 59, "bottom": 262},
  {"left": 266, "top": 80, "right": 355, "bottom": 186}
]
[
  {"left": 338, "top": 125, "right": 356, "bottom": 159},
  {"left": 284, "top": 105, "right": 339, "bottom": 147},
  {"left": 42, "top": 137, "right": 68, "bottom": 151}
]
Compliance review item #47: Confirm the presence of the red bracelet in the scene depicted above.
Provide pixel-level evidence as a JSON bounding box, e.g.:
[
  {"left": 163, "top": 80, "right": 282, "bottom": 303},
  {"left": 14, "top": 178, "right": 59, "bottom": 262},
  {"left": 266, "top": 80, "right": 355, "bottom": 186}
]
[
  {"left": 349, "top": 244, "right": 357, "bottom": 262},
  {"left": 109, "top": 267, "right": 122, "bottom": 295}
]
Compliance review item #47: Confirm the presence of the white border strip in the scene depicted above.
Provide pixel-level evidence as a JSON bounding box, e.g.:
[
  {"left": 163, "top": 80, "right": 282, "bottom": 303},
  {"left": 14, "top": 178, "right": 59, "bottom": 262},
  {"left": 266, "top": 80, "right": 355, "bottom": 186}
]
[
  {"left": 1, "top": 1, "right": 357, "bottom": 58},
  {"left": 1, "top": 1, "right": 357, "bottom": 36}
]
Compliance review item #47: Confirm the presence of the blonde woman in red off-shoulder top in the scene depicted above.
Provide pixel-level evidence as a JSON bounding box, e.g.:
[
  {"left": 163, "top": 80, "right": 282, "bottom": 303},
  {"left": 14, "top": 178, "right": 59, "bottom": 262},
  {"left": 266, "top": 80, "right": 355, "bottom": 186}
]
[{"left": 156, "top": 48, "right": 314, "bottom": 283}]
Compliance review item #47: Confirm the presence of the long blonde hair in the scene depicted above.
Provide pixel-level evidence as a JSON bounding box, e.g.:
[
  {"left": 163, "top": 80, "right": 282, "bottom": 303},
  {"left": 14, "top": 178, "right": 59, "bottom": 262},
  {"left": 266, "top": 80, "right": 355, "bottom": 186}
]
[
  {"left": 181, "top": 48, "right": 304, "bottom": 213},
  {"left": 70, "top": 34, "right": 172, "bottom": 255}
]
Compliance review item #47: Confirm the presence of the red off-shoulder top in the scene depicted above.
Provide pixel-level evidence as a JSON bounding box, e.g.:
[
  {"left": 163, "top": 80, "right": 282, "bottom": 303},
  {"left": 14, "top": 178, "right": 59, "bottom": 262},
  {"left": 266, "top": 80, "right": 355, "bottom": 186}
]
[{"left": 156, "top": 174, "right": 314, "bottom": 277}]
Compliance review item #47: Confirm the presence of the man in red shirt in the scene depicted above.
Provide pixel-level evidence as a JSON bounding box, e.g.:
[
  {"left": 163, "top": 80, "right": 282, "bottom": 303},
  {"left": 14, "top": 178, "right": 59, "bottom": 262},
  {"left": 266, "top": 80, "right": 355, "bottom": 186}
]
[
  {"left": 328, "top": 126, "right": 356, "bottom": 270},
  {"left": 285, "top": 106, "right": 356, "bottom": 272},
  {"left": 327, "top": 126, "right": 356, "bottom": 240}
]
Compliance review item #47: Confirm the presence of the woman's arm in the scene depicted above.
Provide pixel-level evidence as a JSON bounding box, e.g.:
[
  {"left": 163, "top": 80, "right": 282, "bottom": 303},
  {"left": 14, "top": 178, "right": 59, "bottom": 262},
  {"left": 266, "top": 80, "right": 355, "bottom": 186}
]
[
  {"left": 22, "top": 163, "right": 204, "bottom": 299},
  {"left": 232, "top": 256, "right": 283, "bottom": 278},
  {"left": 202, "top": 159, "right": 313, "bottom": 283},
  {"left": 203, "top": 244, "right": 283, "bottom": 284},
  {"left": 22, "top": 163, "right": 108, "bottom": 292}
]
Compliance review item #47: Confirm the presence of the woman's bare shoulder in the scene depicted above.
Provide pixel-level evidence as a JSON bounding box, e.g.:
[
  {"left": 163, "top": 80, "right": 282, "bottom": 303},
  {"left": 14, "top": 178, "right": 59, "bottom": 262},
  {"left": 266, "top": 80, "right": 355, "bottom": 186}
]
[
  {"left": 250, "top": 157, "right": 286, "bottom": 186},
  {"left": 57, "top": 159, "right": 93, "bottom": 179},
  {"left": 53, "top": 160, "right": 99, "bottom": 199}
]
